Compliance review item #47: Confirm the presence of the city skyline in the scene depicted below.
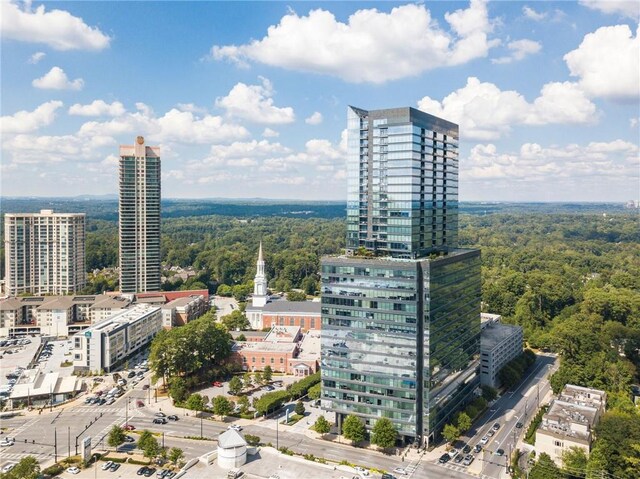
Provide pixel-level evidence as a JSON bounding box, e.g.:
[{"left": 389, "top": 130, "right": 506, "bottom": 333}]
[{"left": 1, "top": 0, "right": 639, "bottom": 202}]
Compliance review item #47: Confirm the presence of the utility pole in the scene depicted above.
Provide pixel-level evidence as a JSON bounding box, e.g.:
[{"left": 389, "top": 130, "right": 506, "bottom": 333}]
[
  {"left": 125, "top": 397, "right": 129, "bottom": 427},
  {"left": 68, "top": 427, "right": 70, "bottom": 458},
  {"left": 200, "top": 409, "right": 203, "bottom": 438},
  {"left": 54, "top": 428, "right": 58, "bottom": 463},
  {"left": 276, "top": 413, "right": 279, "bottom": 450},
  {"left": 162, "top": 432, "right": 165, "bottom": 449}
]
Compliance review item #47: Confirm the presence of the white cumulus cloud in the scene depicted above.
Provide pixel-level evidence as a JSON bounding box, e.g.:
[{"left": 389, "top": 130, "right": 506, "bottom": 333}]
[
  {"left": 211, "top": 1, "right": 497, "bottom": 83},
  {"left": 262, "top": 128, "right": 279, "bottom": 138},
  {"left": 522, "top": 6, "right": 546, "bottom": 21},
  {"left": 417, "top": 77, "right": 597, "bottom": 140},
  {"left": 215, "top": 77, "right": 295, "bottom": 124},
  {"left": 32, "top": 67, "right": 84, "bottom": 90},
  {"left": 1, "top": 1, "right": 111, "bottom": 50},
  {"left": 1, "top": 100, "right": 63, "bottom": 134},
  {"left": 579, "top": 0, "right": 640, "bottom": 19},
  {"left": 305, "top": 112, "right": 323, "bottom": 125},
  {"left": 564, "top": 24, "right": 639, "bottom": 101},
  {"left": 28, "top": 51, "right": 46, "bottom": 64},
  {"left": 68, "top": 100, "right": 126, "bottom": 117},
  {"left": 492, "top": 39, "right": 542, "bottom": 64}
]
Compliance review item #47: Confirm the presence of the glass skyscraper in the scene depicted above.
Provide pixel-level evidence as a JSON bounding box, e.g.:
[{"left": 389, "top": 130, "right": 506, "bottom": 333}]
[
  {"left": 118, "top": 136, "right": 161, "bottom": 294},
  {"left": 321, "top": 107, "right": 480, "bottom": 446}
]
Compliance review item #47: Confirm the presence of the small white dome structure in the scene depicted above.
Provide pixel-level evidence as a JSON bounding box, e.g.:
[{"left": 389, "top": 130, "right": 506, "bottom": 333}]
[{"left": 217, "top": 429, "right": 247, "bottom": 469}]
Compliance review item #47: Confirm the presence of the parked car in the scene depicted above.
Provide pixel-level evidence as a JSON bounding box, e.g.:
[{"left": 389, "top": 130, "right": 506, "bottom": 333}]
[
  {"left": 495, "top": 449, "right": 505, "bottom": 456},
  {"left": 137, "top": 400, "right": 145, "bottom": 407},
  {"left": 137, "top": 467, "right": 149, "bottom": 475},
  {"left": 462, "top": 454, "right": 475, "bottom": 466},
  {"left": 142, "top": 384, "right": 150, "bottom": 390},
  {"left": 1, "top": 464, "right": 15, "bottom": 473},
  {"left": 492, "top": 422, "right": 501, "bottom": 431},
  {"left": 381, "top": 475, "right": 397, "bottom": 479},
  {"left": 102, "top": 461, "right": 114, "bottom": 470},
  {"left": 153, "top": 418, "right": 167, "bottom": 424},
  {"left": 462, "top": 444, "right": 471, "bottom": 454},
  {"left": 213, "top": 381, "right": 223, "bottom": 387},
  {"left": 155, "top": 412, "right": 166, "bottom": 418},
  {"left": 392, "top": 467, "right": 407, "bottom": 475},
  {"left": 479, "top": 436, "right": 489, "bottom": 445},
  {"left": 473, "top": 444, "right": 482, "bottom": 453},
  {"left": 124, "top": 425, "right": 136, "bottom": 431},
  {"left": 438, "top": 453, "right": 451, "bottom": 464},
  {"left": 124, "top": 436, "right": 135, "bottom": 443},
  {"left": 487, "top": 429, "right": 495, "bottom": 437},
  {"left": 66, "top": 466, "right": 81, "bottom": 474},
  {"left": 228, "top": 424, "right": 242, "bottom": 431},
  {"left": 109, "top": 463, "right": 121, "bottom": 472},
  {"left": 449, "top": 449, "right": 459, "bottom": 459},
  {"left": 144, "top": 467, "right": 156, "bottom": 477},
  {"left": 516, "top": 422, "right": 524, "bottom": 428},
  {"left": 167, "top": 415, "right": 178, "bottom": 421},
  {"left": 128, "top": 371, "right": 137, "bottom": 378},
  {"left": 454, "top": 454, "right": 463, "bottom": 463}
]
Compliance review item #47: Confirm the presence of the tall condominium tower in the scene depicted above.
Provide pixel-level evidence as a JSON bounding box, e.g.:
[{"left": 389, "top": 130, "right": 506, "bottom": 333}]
[
  {"left": 119, "top": 136, "right": 161, "bottom": 293},
  {"left": 4, "top": 210, "right": 86, "bottom": 296},
  {"left": 321, "top": 107, "right": 481, "bottom": 446}
]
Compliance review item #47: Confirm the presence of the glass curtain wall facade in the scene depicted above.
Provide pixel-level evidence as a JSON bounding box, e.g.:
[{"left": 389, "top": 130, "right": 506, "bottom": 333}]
[
  {"left": 322, "top": 106, "right": 480, "bottom": 446},
  {"left": 119, "top": 137, "right": 161, "bottom": 294},
  {"left": 347, "top": 107, "right": 459, "bottom": 259}
]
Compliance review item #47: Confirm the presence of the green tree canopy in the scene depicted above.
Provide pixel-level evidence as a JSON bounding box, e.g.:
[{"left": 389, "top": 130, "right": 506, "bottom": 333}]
[
  {"left": 107, "top": 425, "right": 126, "bottom": 449},
  {"left": 185, "top": 393, "right": 206, "bottom": 412},
  {"left": 294, "top": 400, "right": 306, "bottom": 416},
  {"left": 213, "top": 395, "right": 233, "bottom": 418},
  {"left": 3, "top": 456, "right": 40, "bottom": 479},
  {"left": 168, "top": 447, "right": 184, "bottom": 465},
  {"left": 342, "top": 415, "right": 366, "bottom": 444},
  {"left": 228, "top": 376, "right": 243, "bottom": 396},
  {"left": 314, "top": 416, "right": 331, "bottom": 435},
  {"left": 263, "top": 365, "right": 273, "bottom": 382},
  {"left": 371, "top": 417, "right": 397, "bottom": 449},
  {"left": 456, "top": 412, "right": 472, "bottom": 433},
  {"left": 221, "top": 310, "right": 250, "bottom": 331}
]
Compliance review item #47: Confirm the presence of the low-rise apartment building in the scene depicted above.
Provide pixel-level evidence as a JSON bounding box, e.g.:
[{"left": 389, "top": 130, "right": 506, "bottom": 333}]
[
  {"left": 0, "top": 294, "right": 131, "bottom": 337},
  {"left": 161, "top": 294, "right": 207, "bottom": 329},
  {"left": 536, "top": 385, "right": 607, "bottom": 464},
  {"left": 480, "top": 318, "right": 524, "bottom": 388},
  {"left": 72, "top": 304, "right": 162, "bottom": 373}
]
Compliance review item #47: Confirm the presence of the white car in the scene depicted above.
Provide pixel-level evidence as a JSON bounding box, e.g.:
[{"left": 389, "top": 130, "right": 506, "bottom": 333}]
[
  {"left": 228, "top": 424, "right": 243, "bottom": 431},
  {"left": 102, "top": 461, "right": 114, "bottom": 470},
  {"left": 354, "top": 466, "right": 370, "bottom": 476},
  {"left": 479, "top": 435, "right": 489, "bottom": 445},
  {"left": 66, "top": 466, "right": 81, "bottom": 474},
  {"left": 1, "top": 463, "right": 15, "bottom": 473},
  {"left": 393, "top": 467, "right": 408, "bottom": 475},
  {"left": 0, "top": 438, "right": 15, "bottom": 447}
]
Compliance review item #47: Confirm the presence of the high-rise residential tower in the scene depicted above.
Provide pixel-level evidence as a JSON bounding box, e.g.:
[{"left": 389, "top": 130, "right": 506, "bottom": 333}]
[
  {"left": 4, "top": 210, "right": 86, "bottom": 296},
  {"left": 321, "top": 107, "right": 481, "bottom": 446},
  {"left": 118, "top": 136, "right": 161, "bottom": 293}
]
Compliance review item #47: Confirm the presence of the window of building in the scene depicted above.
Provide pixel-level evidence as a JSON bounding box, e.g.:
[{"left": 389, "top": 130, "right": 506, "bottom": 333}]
[
  {"left": 554, "top": 441, "right": 563, "bottom": 447},
  {"left": 270, "top": 358, "right": 274, "bottom": 364},
  {"left": 261, "top": 357, "right": 265, "bottom": 364},
  {"left": 252, "top": 357, "right": 256, "bottom": 363}
]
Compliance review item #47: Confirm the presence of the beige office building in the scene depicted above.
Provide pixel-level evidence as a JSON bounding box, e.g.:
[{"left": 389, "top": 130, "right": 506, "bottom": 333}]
[{"left": 4, "top": 210, "right": 86, "bottom": 296}]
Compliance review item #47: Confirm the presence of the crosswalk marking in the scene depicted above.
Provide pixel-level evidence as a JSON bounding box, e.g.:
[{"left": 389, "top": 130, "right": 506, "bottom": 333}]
[
  {"left": 0, "top": 451, "right": 50, "bottom": 461},
  {"left": 8, "top": 417, "right": 39, "bottom": 436}
]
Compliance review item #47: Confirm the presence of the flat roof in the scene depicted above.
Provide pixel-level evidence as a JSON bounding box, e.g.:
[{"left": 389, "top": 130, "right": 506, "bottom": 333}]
[
  {"left": 83, "top": 304, "right": 160, "bottom": 334},
  {"left": 264, "top": 325, "right": 301, "bottom": 343},
  {"left": 163, "top": 295, "right": 203, "bottom": 308},
  {"left": 246, "top": 299, "right": 321, "bottom": 315},
  {"left": 9, "top": 370, "right": 83, "bottom": 399},
  {"left": 297, "top": 330, "right": 321, "bottom": 360},
  {"left": 480, "top": 321, "right": 522, "bottom": 351},
  {"left": 232, "top": 342, "right": 297, "bottom": 354}
]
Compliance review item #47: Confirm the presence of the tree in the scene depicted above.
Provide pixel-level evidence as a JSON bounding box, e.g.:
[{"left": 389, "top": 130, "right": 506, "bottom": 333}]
[
  {"left": 308, "top": 383, "right": 321, "bottom": 400},
  {"left": 216, "top": 284, "right": 233, "bottom": 297},
  {"left": 371, "top": 417, "right": 398, "bottom": 449},
  {"left": 221, "top": 310, "right": 250, "bottom": 331},
  {"left": 562, "top": 447, "right": 587, "bottom": 479},
  {"left": 243, "top": 371, "right": 253, "bottom": 389},
  {"left": 529, "top": 452, "right": 562, "bottom": 479},
  {"left": 245, "top": 434, "right": 261, "bottom": 446},
  {"left": 3, "top": 456, "right": 40, "bottom": 479},
  {"left": 342, "top": 415, "right": 366, "bottom": 444},
  {"left": 237, "top": 395, "right": 250, "bottom": 414},
  {"left": 481, "top": 385, "right": 498, "bottom": 402},
  {"left": 236, "top": 333, "right": 247, "bottom": 342},
  {"left": 213, "top": 395, "right": 233, "bottom": 418},
  {"left": 107, "top": 425, "right": 126, "bottom": 450},
  {"left": 286, "top": 290, "right": 307, "bottom": 301},
  {"left": 314, "top": 416, "right": 331, "bottom": 436},
  {"left": 185, "top": 393, "right": 206, "bottom": 413},
  {"left": 169, "top": 376, "right": 188, "bottom": 403},
  {"left": 254, "top": 371, "right": 263, "bottom": 384},
  {"left": 228, "top": 376, "right": 243, "bottom": 396},
  {"left": 294, "top": 400, "right": 306, "bottom": 416},
  {"left": 442, "top": 424, "right": 460, "bottom": 443},
  {"left": 138, "top": 430, "right": 160, "bottom": 459},
  {"left": 168, "top": 447, "right": 184, "bottom": 465},
  {"left": 456, "top": 412, "right": 472, "bottom": 433},
  {"left": 263, "top": 365, "right": 273, "bottom": 383}
]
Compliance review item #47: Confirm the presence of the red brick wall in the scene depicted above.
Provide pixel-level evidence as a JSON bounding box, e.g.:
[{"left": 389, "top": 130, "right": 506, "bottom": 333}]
[{"left": 262, "top": 313, "right": 320, "bottom": 331}]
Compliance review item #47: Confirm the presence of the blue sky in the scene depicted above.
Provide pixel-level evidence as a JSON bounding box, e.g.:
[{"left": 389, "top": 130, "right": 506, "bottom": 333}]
[{"left": 1, "top": 0, "right": 638, "bottom": 201}]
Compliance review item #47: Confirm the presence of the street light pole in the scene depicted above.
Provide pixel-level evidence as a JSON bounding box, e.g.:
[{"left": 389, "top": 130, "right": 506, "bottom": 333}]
[{"left": 276, "top": 413, "right": 279, "bottom": 450}]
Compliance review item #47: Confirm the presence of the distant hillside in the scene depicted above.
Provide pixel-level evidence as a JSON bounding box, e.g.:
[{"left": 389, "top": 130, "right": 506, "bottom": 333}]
[{"left": 0, "top": 197, "right": 629, "bottom": 222}]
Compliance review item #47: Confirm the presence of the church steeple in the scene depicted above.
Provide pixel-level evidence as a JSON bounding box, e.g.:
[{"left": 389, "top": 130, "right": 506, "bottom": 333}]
[{"left": 252, "top": 241, "right": 268, "bottom": 307}]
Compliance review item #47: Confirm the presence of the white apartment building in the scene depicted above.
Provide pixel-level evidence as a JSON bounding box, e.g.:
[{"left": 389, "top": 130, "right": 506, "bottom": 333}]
[
  {"left": 0, "top": 294, "right": 130, "bottom": 338},
  {"left": 4, "top": 210, "right": 86, "bottom": 296},
  {"left": 72, "top": 304, "right": 162, "bottom": 373},
  {"left": 536, "top": 385, "right": 606, "bottom": 464},
  {"left": 480, "top": 319, "right": 524, "bottom": 388},
  {"left": 160, "top": 294, "right": 206, "bottom": 329}
]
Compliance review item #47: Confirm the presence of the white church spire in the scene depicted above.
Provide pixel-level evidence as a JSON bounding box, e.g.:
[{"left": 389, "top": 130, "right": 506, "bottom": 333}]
[{"left": 252, "top": 241, "right": 268, "bottom": 307}]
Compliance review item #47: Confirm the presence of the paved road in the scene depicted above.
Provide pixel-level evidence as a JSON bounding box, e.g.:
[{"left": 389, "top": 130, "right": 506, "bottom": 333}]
[{"left": 434, "top": 354, "right": 558, "bottom": 479}]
